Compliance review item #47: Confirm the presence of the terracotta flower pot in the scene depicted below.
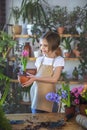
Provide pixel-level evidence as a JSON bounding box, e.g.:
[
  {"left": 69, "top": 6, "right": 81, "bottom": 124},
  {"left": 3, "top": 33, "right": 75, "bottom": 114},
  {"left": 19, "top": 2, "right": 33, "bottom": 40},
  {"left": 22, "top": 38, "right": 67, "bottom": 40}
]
[{"left": 18, "top": 75, "right": 30, "bottom": 84}]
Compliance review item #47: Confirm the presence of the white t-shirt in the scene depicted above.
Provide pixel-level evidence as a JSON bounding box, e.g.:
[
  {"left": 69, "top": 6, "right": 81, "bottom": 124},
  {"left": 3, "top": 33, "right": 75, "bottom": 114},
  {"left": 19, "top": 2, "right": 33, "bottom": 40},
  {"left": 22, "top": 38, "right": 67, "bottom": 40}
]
[{"left": 35, "top": 56, "right": 64, "bottom": 70}]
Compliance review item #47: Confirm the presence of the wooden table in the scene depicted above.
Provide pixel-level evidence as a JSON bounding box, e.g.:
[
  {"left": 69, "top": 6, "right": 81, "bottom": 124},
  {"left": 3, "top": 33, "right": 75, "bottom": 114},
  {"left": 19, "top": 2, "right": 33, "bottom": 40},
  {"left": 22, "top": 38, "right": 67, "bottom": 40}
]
[{"left": 6, "top": 113, "right": 86, "bottom": 130}]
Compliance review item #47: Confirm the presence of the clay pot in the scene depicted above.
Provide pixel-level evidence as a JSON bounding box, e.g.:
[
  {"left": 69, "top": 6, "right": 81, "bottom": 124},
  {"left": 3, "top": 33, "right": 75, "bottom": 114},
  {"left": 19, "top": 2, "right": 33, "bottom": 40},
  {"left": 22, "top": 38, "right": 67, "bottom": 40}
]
[
  {"left": 18, "top": 75, "right": 30, "bottom": 84},
  {"left": 12, "top": 25, "right": 22, "bottom": 34}
]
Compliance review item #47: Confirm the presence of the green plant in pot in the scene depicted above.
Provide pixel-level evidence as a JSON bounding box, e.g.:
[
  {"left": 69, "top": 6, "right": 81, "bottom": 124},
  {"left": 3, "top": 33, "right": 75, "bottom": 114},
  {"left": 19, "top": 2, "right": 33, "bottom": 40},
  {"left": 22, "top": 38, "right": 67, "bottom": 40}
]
[
  {"left": 9, "top": 6, "right": 22, "bottom": 34},
  {"left": 78, "top": 35, "right": 87, "bottom": 81},
  {"left": 21, "top": 0, "right": 48, "bottom": 35},
  {"left": 60, "top": 37, "right": 73, "bottom": 57},
  {"left": 50, "top": 5, "right": 68, "bottom": 34}
]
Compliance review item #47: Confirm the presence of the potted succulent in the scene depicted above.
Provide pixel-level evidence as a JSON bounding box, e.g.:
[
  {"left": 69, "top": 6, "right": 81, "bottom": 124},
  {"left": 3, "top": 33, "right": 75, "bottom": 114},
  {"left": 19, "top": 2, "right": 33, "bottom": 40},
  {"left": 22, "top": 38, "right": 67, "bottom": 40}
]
[{"left": 9, "top": 6, "right": 22, "bottom": 34}]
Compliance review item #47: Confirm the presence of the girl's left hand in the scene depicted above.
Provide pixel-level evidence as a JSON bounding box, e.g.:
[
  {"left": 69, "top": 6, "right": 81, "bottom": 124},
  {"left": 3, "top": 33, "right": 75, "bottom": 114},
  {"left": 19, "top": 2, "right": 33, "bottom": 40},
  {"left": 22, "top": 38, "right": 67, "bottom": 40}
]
[{"left": 22, "top": 75, "right": 36, "bottom": 87}]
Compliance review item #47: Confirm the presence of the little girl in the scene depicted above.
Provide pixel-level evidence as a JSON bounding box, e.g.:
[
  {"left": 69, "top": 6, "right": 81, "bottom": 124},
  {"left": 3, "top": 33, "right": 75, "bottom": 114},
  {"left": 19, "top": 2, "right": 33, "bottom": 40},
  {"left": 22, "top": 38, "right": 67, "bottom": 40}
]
[{"left": 22, "top": 31, "right": 64, "bottom": 113}]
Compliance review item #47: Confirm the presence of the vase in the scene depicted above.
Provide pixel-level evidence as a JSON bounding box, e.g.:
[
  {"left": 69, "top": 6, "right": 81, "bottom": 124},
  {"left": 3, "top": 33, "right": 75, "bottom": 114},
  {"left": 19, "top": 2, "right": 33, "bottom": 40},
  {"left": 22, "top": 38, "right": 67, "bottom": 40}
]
[
  {"left": 79, "top": 104, "right": 87, "bottom": 116},
  {"left": 65, "top": 105, "right": 75, "bottom": 116},
  {"left": 22, "top": 92, "right": 30, "bottom": 102}
]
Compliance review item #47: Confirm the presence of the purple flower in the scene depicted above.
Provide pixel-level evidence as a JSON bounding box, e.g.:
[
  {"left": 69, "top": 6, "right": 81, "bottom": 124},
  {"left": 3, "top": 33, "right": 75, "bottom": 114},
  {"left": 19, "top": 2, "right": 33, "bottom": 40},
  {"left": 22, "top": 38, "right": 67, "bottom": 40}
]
[
  {"left": 46, "top": 92, "right": 61, "bottom": 104},
  {"left": 61, "top": 90, "right": 68, "bottom": 99}
]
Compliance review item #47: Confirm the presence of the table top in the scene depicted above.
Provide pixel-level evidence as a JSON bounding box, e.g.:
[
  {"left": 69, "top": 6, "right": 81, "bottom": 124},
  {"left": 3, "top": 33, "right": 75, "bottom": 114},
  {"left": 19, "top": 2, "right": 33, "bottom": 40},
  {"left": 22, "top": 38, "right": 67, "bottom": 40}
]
[{"left": 6, "top": 113, "right": 86, "bottom": 130}]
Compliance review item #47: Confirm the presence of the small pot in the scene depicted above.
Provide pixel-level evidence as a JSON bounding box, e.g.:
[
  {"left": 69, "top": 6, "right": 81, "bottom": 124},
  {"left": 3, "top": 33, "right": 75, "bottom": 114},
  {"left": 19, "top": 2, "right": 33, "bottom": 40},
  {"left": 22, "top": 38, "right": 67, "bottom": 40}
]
[{"left": 18, "top": 74, "right": 30, "bottom": 84}]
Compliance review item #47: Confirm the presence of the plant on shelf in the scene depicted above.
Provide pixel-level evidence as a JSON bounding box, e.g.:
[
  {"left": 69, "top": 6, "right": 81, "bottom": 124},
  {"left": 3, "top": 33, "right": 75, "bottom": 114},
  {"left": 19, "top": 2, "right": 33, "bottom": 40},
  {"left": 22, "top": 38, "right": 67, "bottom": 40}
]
[
  {"left": 77, "top": 35, "right": 87, "bottom": 81},
  {"left": 20, "top": 0, "right": 48, "bottom": 36},
  {"left": 9, "top": 6, "right": 22, "bottom": 34},
  {"left": 49, "top": 5, "right": 68, "bottom": 34},
  {"left": 21, "top": 0, "right": 47, "bottom": 25},
  {"left": 10, "top": 6, "right": 21, "bottom": 25},
  {"left": 67, "top": 6, "right": 86, "bottom": 34},
  {"left": 60, "top": 37, "right": 73, "bottom": 57}
]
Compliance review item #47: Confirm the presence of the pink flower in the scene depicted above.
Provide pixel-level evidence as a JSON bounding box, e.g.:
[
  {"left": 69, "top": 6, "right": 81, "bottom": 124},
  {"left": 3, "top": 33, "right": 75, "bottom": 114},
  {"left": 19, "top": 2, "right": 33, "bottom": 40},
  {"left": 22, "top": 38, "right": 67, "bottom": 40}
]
[
  {"left": 22, "top": 50, "right": 29, "bottom": 57},
  {"left": 21, "top": 50, "right": 29, "bottom": 71}
]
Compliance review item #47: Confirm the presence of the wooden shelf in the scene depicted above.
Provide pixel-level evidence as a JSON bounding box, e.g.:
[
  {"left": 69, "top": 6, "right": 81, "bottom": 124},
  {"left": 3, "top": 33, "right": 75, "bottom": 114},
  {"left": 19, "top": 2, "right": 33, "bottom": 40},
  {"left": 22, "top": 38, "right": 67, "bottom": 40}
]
[
  {"left": 9, "top": 56, "right": 36, "bottom": 61},
  {"left": 60, "top": 34, "right": 87, "bottom": 37},
  {"left": 65, "top": 57, "right": 79, "bottom": 61},
  {"left": 10, "top": 79, "right": 87, "bottom": 84},
  {"left": 13, "top": 34, "right": 87, "bottom": 39},
  {"left": 9, "top": 56, "right": 79, "bottom": 61},
  {"left": 13, "top": 34, "right": 36, "bottom": 39}
]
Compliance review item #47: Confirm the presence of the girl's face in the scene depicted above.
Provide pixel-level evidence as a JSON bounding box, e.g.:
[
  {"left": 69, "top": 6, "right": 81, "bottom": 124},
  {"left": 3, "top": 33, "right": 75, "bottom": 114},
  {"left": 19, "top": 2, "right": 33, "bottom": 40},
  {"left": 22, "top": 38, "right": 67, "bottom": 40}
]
[
  {"left": 40, "top": 39, "right": 49, "bottom": 55},
  {"left": 40, "top": 39, "right": 56, "bottom": 57}
]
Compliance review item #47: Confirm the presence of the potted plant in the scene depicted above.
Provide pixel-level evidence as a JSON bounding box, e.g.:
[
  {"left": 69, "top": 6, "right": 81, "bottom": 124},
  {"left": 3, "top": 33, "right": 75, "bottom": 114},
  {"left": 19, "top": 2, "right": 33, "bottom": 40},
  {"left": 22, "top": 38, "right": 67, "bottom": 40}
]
[
  {"left": 77, "top": 35, "right": 87, "bottom": 81},
  {"left": 9, "top": 6, "right": 22, "bottom": 34},
  {"left": 21, "top": 0, "right": 48, "bottom": 35},
  {"left": 46, "top": 83, "right": 75, "bottom": 116},
  {"left": 60, "top": 37, "right": 73, "bottom": 57},
  {"left": 50, "top": 6, "right": 68, "bottom": 34}
]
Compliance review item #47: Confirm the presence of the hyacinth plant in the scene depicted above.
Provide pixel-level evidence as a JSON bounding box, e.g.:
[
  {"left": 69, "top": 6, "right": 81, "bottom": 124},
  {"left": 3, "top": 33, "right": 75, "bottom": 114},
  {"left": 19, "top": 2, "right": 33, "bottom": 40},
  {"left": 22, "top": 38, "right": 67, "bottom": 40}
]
[
  {"left": 21, "top": 50, "right": 29, "bottom": 72},
  {"left": 46, "top": 83, "right": 71, "bottom": 107},
  {"left": 70, "top": 86, "right": 83, "bottom": 105}
]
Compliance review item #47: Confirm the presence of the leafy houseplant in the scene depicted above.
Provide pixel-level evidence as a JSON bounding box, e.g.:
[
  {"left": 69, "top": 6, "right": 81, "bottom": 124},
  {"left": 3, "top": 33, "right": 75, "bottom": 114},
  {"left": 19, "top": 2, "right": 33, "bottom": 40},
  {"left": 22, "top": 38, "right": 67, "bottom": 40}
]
[
  {"left": 21, "top": 0, "right": 47, "bottom": 25},
  {"left": 46, "top": 83, "right": 71, "bottom": 107},
  {"left": 78, "top": 35, "right": 87, "bottom": 80},
  {"left": 61, "top": 37, "right": 73, "bottom": 57},
  {"left": 20, "top": 0, "right": 48, "bottom": 36},
  {"left": 0, "top": 31, "right": 17, "bottom": 130},
  {"left": 10, "top": 6, "right": 21, "bottom": 25},
  {"left": 9, "top": 6, "right": 22, "bottom": 34}
]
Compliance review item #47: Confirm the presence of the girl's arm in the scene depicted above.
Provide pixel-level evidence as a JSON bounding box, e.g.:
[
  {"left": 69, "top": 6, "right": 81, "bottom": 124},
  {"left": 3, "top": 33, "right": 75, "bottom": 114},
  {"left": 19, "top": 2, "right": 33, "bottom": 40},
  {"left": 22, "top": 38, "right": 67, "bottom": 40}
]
[
  {"left": 35, "top": 66, "right": 63, "bottom": 83},
  {"left": 23, "top": 66, "right": 63, "bottom": 87}
]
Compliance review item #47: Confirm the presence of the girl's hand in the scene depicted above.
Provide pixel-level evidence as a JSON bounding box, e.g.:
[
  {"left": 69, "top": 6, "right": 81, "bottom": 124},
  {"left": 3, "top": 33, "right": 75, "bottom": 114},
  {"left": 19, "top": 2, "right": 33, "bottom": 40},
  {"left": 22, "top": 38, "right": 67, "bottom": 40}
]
[{"left": 22, "top": 76, "right": 36, "bottom": 87}]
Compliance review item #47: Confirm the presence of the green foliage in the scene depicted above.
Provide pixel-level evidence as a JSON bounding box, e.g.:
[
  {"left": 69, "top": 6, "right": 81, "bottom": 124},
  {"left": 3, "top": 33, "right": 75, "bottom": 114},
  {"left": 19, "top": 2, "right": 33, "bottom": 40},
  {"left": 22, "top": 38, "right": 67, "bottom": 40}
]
[
  {"left": 10, "top": 6, "right": 21, "bottom": 24},
  {"left": 0, "top": 74, "right": 10, "bottom": 106},
  {"left": 61, "top": 37, "right": 73, "bottom": 52},
  {"left": 21, "top": 0, "right": 48, "bottom": 24},
  {"left": 62, "top": 83, "right": 71, "bottom": 107},
  {"left": 0, "top": 31, "right": 17, "bottom": 60},
  {"left": 78, "top": 35, "right": 87, "bottom": 77},
  {"left": 0, "top": 106, "right": 12, "bottom": 130}
]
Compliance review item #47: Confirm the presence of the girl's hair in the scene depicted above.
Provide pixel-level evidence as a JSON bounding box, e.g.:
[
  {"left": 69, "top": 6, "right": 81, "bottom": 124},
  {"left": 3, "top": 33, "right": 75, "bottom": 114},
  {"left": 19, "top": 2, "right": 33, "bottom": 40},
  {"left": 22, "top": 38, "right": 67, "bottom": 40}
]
[{"left": 40, "top": 31, "right": 62, "bottom": 56}]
